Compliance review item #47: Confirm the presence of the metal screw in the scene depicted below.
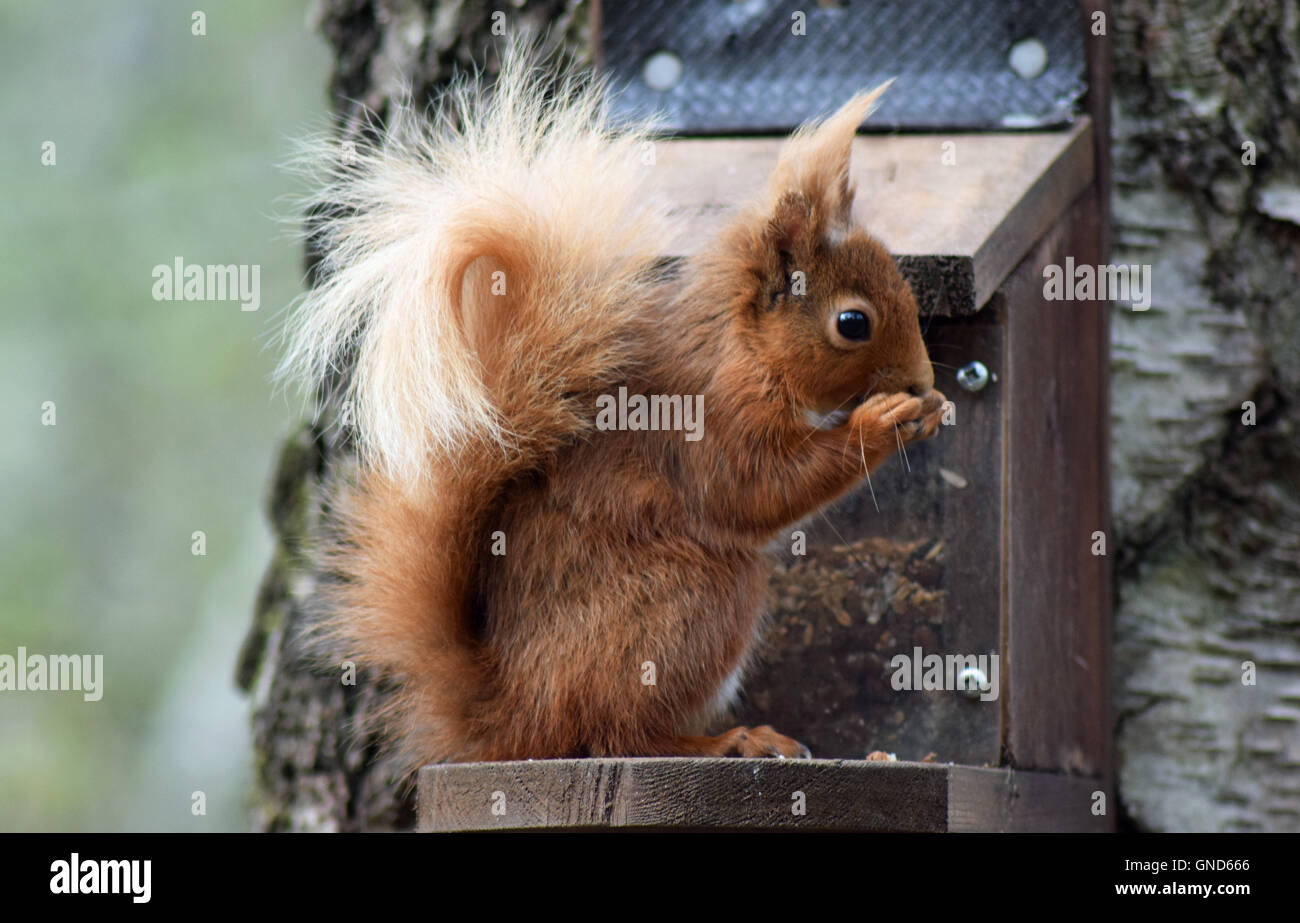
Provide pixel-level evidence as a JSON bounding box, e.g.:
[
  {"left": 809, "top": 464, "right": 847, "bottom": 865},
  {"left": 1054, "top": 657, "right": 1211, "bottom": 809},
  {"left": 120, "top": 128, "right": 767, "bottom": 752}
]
[
  {"left": 957, "top": 666, "right": 989, "bottom": 700},
  {"left": 642, "top": 51, "right": 683, "bottom": 91},
  {"left": 1008, "top": 38, "right": 1048, "bottom": 79},
  {"left": 956, "top": 360, "right": 991, "bottom": 393}
]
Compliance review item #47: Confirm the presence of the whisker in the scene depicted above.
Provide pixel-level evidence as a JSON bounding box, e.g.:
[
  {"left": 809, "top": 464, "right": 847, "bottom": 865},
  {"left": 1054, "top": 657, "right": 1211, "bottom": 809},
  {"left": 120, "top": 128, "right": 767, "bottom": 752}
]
[
  {"left": 797, "top": 396, "right": 852, "bottom": 447},
  {"left": 922, "top": 343, "right": 966, "bottom": 352},
  {"left": 893, "top": 415, "right": 911, "bottom": 474},
  {"left": 921, "top": 307, "right": 939, "bottom": 338},
  {"left": 814, "top": 508, "right": 874, "bottom": 571},
  {"left": 797, "top": 379, "right": 881, "bottom": 449},
  {"left": 859, "top": 425, "right": 880, "bottom": 513}
]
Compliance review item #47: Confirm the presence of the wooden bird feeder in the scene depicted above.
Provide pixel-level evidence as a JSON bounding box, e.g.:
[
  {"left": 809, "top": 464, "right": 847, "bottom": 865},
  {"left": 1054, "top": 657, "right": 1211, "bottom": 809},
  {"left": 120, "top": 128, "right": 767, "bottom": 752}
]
[{"left": 419, "top": 0, "right": 1113, "bottom": 832}]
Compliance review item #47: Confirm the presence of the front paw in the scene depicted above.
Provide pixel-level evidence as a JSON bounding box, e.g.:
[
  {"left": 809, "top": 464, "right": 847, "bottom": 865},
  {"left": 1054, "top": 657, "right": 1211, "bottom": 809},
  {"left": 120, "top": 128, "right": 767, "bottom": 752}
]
[
  {"left": 901, "top": 388, "right": 948, "bottom": 443},
  {"left": 851, "top": 389, "right": 947, "bottom": 445}
]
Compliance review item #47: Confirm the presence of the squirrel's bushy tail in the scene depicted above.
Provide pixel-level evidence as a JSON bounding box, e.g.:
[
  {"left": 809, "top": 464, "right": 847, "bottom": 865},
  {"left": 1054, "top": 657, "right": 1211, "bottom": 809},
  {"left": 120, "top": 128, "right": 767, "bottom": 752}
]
[
  {"left": 281, "top": 50, "right": 676, "bottom": 484},
  {"left": 279, "top": 50, "right": 676, "bottom": 767}
]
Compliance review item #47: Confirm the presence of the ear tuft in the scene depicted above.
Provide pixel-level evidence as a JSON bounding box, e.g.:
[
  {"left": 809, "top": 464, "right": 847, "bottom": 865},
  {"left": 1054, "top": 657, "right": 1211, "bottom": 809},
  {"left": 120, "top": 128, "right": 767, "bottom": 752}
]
[{"left": 765, "top": 80, "right": 892, "bottom": 226}]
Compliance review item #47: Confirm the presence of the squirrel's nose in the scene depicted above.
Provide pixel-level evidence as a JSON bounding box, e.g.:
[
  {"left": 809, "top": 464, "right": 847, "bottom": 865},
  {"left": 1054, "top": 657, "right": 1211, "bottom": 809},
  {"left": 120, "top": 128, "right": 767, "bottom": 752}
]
[{"left": 908, "top": 359, "right": 936, "bottom": 396}]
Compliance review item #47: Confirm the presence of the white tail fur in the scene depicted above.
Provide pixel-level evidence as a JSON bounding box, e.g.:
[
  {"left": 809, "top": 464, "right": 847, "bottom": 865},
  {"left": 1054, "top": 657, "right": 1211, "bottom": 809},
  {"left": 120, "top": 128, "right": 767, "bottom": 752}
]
[{"left": 278, "top": 49, "right": 678, "bottom": 485}]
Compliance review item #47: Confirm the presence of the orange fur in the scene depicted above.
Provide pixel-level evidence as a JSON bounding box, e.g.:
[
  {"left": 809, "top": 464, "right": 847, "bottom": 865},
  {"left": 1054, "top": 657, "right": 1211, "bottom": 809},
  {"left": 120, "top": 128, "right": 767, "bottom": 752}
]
[{"left": 288, "top": 56, "right": 944, "bottom": 771}]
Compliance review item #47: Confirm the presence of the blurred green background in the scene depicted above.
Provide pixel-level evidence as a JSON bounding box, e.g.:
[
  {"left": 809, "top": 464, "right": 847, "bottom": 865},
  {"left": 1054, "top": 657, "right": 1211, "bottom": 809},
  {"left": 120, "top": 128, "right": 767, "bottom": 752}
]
[{"left": 0, "top": 1, "right": 329, "bottom": 830}]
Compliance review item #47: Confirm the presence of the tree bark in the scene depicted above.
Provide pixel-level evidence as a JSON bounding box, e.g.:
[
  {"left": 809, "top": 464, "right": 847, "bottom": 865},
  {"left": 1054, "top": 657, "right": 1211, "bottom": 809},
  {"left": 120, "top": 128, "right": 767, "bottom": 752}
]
[
  {"left": 236, "top": 0, "right": 592, "bottom": 833},
  {"left": 1108, "top": 0, "right": 1300, "bottom": 831}
]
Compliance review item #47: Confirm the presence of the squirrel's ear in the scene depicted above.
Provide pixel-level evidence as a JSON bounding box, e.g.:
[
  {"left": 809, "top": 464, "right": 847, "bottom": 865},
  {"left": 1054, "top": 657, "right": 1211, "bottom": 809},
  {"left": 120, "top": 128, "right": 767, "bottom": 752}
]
[
  {"left": 765, "top": 81, "right": 891, "bottom": 227},
  {"left": 764, "top": 191, "right": 814, "bottom": 253}
]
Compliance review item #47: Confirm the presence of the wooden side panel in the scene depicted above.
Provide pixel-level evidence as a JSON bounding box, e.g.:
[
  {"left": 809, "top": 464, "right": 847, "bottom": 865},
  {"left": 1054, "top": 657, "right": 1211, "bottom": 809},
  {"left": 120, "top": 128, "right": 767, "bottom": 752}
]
[
  {"left": 1078, "top": 0, "right": 1114, "bottom": 792},
  {"left": 1003, "top": 192, "right": 1111, "bottom": 778}
]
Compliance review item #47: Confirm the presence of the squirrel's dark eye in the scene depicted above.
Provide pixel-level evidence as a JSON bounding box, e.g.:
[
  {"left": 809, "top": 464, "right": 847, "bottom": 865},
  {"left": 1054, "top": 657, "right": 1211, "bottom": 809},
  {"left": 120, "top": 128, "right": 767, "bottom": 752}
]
[{"left": 836, "top": 310, "right": 871, "bottom": 341}]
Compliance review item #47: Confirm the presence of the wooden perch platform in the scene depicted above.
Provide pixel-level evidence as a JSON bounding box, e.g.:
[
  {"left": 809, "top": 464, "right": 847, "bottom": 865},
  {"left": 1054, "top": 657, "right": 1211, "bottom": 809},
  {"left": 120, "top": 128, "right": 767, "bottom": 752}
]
[
  {"left": 656, "top": 117, "right": 1094, "bottom": 316},
  {"left": 418, "top": 758, "right": 1108, "bottom": 832}
]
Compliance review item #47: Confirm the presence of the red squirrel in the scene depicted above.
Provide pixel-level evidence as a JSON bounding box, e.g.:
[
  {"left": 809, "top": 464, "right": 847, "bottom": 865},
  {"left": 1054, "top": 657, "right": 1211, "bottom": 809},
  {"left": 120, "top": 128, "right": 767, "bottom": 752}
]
[{"left": 280, "top": 53, "right": 946, "bottom": 770}]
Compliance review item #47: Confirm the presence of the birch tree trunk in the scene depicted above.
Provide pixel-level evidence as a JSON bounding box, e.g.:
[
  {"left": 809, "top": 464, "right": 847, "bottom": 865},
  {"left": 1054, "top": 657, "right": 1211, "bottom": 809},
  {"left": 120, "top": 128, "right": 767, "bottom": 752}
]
[{"left": 1108, "top": 0, "right": 1300, "bottom": 831}]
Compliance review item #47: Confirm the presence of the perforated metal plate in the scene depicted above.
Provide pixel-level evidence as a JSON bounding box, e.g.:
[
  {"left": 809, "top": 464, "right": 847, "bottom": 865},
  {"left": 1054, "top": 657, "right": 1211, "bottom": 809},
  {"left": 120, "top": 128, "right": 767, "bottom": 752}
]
[{"left": 599, "top": 0, "right": 1087, "bottom": 134}]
